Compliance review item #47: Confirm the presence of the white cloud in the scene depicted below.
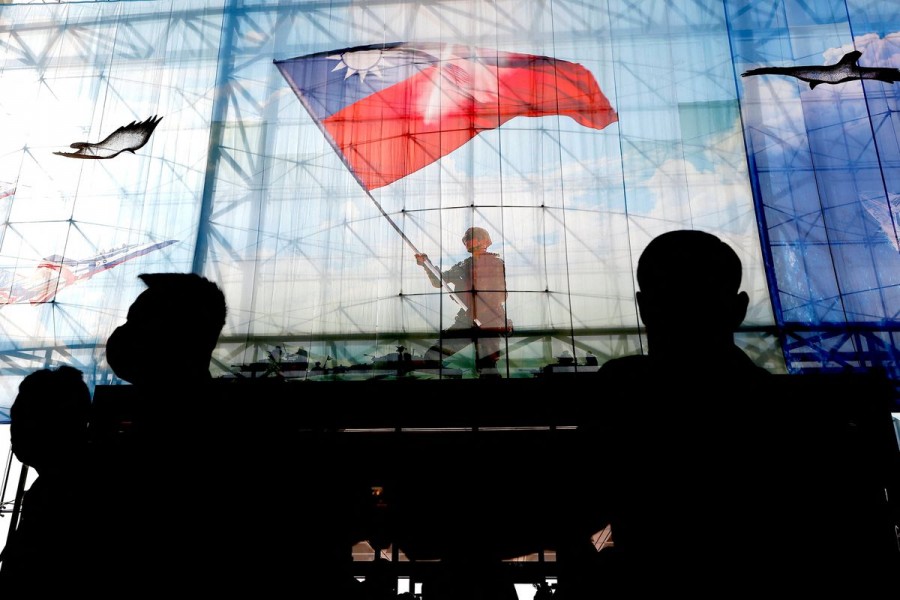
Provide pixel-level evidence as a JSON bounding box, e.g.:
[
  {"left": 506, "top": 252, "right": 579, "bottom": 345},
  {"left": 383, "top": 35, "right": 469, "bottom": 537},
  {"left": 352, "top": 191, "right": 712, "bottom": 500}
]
[{"left": 824, "top": 32, "right": 900, "bottom": 67}]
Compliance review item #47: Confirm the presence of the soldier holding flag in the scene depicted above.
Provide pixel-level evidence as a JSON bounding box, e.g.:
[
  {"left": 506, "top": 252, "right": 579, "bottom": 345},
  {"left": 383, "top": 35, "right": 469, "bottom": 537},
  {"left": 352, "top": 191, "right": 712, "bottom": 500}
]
[{"left": 415, "top": 226, "right": 510, "bottom": 374}]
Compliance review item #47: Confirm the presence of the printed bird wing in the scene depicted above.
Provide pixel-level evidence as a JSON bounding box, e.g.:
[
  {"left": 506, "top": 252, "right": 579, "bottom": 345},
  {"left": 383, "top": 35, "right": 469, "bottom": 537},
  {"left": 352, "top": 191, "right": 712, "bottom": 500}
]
[
  {"left": 54, "top": 115, "right": 162, "bottom": 159},
  {"left": 95, "top": 115, "right": 162, "bottom": 153}
]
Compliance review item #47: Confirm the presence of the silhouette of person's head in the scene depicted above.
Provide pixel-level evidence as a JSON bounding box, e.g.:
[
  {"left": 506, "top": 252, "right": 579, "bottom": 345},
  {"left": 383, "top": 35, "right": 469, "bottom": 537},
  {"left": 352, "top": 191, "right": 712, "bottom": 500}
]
[
  {"left": 635, "top": 230, "right": 748, "bottom": 359},
  {"left": 10, "top": 366, "right": 91, "bottom": 474},
  {"left": 106, "top": 273, "right": 226, "bottom": 386}
]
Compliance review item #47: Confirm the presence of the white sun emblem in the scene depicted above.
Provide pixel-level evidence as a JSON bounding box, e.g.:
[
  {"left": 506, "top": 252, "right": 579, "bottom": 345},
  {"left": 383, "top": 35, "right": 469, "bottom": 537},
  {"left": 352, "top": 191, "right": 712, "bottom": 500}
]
[{"left": 328, "top": 49, "right": 405, "bottom": 83}]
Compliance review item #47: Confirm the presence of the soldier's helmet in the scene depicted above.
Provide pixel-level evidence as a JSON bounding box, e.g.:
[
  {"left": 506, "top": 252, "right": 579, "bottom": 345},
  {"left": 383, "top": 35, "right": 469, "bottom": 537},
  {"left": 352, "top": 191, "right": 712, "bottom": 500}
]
[{"left": 463, "top": 227, "right": 492, "bottom": 248}]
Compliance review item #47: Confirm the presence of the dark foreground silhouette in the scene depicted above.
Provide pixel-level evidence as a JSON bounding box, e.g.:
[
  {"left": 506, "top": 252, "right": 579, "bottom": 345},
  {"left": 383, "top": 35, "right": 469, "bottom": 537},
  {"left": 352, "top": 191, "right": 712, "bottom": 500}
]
[
  {"left": 0, "top": 367, "right": 94, "bottom": 594},
  {"left": 5, "top": 264, "right": 897, "bottom": 597},
  {"left": 556, "top": 230, "right": 898, "bottom": 596}
]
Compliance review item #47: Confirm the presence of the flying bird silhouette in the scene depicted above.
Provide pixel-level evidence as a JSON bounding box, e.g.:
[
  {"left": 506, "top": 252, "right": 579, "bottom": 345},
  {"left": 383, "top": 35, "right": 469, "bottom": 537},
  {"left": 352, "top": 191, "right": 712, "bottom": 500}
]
[
  {"left": 54, "top": 115, "right": 163, "bottom": 159},
  {"left": 741, "top": 50, "right": 900, "bottom": 89}
]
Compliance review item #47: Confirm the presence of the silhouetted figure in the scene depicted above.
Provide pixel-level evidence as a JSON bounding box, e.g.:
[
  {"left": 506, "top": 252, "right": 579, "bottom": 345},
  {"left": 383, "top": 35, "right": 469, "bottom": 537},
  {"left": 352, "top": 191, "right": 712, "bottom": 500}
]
[
  {"left": 533, "top": 580, "right": 557, "bottom": 600},
  {"left": 604, "top": 229, "right": 768, "bottom": 378},
  {"left": 415, "top": 227, "right": 510, "bottom": 374},
  {"left": 565, "top": 230, "right": 900, "bottom": 594},
  {"left": 99, "top": 272, "right": 368, "bottom": 596},
  {"left": 557, "top": 230, "right": 772, "bottom": 597},
  {"left": 358, "top": 556, "right": 395, "bottom": 600},
  {"left": 0, "top": 366, "right": 94, "bottom": 594},
  {"left": 92, "top": 273, "right": 232, "bottom": 594},
  {"left": 105, "top": 272, "right": 226, "bottom": 386}
]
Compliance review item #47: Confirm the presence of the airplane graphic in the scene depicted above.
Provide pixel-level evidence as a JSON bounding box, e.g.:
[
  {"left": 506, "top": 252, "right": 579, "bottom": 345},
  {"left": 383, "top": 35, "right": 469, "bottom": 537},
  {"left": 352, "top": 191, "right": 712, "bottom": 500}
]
[
  {"left": 0, "top": 239, "right": 177, "bottom": 304},
  {"left": 741, "top": 50, "right": 900, "bottom": 89}
]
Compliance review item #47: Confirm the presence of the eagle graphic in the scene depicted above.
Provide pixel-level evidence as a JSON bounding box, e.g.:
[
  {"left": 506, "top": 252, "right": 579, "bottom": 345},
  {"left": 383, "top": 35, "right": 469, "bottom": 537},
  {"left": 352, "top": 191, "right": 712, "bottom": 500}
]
[{"left": 54, "top": 115, "right": 163, "bottom": 159}]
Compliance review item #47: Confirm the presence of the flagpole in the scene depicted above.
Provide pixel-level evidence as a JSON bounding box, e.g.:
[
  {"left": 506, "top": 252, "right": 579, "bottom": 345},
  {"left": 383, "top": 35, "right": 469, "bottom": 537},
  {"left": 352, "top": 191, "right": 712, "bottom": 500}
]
[
  {"left": 273, "top": 58, "right": 465, "bottom": 308},
  {"left": 362, "top": 189, "right": 465, "bottom": 309}
]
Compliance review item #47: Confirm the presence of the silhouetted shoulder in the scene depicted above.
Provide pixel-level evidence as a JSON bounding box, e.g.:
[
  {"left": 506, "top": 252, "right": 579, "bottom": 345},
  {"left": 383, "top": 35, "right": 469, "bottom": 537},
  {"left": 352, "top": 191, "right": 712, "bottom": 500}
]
[
  {"left": 599, "top": 345, "right": 769, "bottom": 381},
  {"left": 598, "top": 353, "right": 650, "bottom": 377}
]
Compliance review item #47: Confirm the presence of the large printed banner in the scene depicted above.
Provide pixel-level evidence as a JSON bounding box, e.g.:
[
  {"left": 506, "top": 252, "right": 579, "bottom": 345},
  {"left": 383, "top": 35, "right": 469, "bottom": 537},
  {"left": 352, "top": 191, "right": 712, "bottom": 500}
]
[{"left": 0, "top": 0, "right": 897, "bottom": 415}]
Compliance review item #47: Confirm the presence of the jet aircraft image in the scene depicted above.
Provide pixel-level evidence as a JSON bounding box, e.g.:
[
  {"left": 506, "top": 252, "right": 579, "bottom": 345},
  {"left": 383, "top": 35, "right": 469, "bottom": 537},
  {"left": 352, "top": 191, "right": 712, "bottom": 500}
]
[
  {"left": 742, "top": 50, "right": 900, "bottom": 89},
  {"left": 0, "top": 240, "right": 177, "bottom": 304}
]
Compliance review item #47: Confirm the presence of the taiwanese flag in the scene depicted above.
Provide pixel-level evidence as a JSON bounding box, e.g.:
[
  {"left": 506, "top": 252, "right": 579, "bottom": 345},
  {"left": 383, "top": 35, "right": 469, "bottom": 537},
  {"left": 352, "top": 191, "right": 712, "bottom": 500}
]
[{"left": 275, "top": 42, "right": 618, "bottom": 191}]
